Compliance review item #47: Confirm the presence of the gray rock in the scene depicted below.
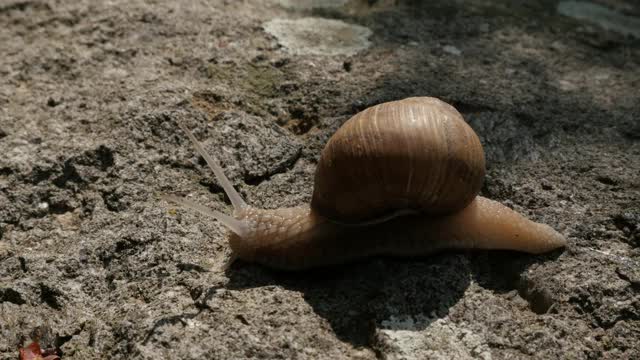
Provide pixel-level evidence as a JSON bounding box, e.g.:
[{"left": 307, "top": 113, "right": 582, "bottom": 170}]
[
  {"left": 1, "top": 0, "right": 639, "bottom": 359},
  {"left": 375, "top": 315, "right": 492, "bottom": 360},
  {"left": 263, "top": 17, "right": 372, "bottom": 56},
  {"left": 275, "top": 0, "right": 348, "bottom": 9},
  {"left": 557, "top": 1, "right": 640, "bottom": 38}
]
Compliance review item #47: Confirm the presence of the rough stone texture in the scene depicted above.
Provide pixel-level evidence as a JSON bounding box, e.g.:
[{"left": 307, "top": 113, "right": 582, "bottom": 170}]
[
  {"left": 264, "top": 17, "right": 372, "bottom": 56},
  {"left": 276, "top": 0, "right": 349, "bottom": 10},
  {"left": 0, "top": 0, "right": 639, "bottom": 359},
  {"left": 557, "top": 1, "right": 640, "bottom": 38},
  {"left": 376, "top": 314, "right": 492, "bottom": 360}
]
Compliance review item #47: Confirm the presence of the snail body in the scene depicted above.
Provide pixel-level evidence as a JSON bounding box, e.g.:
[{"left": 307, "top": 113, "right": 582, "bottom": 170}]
[{"left": 164, "top": 97, "right": 566, "bottom": 270}]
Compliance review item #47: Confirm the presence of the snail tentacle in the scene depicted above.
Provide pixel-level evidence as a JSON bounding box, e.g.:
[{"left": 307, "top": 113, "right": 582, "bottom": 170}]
[
  {"left": 177, "top": 121, "right": 247, "bottom": 213},
  {"left": 161, "top": 194, "right": 249, "bottom": 237},
  {"left": 162, "top": 121, "right": 251, "bottom": 237}
]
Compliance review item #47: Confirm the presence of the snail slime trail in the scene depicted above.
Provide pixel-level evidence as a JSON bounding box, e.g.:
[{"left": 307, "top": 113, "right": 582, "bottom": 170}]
[{"left": 162, "top": 97, "right": 567, "bottom": 270}]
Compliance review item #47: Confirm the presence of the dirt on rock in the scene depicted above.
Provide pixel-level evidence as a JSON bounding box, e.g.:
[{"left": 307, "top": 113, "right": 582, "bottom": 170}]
[{"left": 1, "top": 0, "right": 639, "bottom": 359}]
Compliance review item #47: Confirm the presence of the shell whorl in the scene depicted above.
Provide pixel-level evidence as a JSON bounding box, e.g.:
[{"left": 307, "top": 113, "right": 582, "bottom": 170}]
[{"left": 311, "top": 97, "right": 486, "bottom": 223}]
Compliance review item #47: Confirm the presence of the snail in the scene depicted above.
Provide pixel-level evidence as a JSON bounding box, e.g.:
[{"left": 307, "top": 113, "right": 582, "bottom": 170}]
[{"left": 163, "top": 97, "right": 567, "bottom": 270}]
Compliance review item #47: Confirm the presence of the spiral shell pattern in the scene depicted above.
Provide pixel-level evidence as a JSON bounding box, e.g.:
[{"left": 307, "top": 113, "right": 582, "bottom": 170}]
[{"left": 312, "top": 97, "right": 485, "bottom": 223}]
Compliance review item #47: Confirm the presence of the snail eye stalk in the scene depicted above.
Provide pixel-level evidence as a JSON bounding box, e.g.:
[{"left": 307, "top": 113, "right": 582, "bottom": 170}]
[
  {"left": 176, "top": 121, "right": 247, "bottom": 214},
  {"left": 160, "top": 194, "right": 248, "bottom": 237}
]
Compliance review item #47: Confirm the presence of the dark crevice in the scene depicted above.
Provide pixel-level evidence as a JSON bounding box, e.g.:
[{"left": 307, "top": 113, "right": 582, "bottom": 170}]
[
  {"left": 114, "top": 238, "right": 148, "bottom": 254},
  {"left": 27, "top": 192, "right": 77, "bottom": 218},
  {"left": 37, "top": 145, "right": 116, "bottom": 188},
  {"left": 285, "top": 105, "right": 320, "bottom": 135},
  {"left": 54, "top": 335, "right": 73, "bottom": 349},
  {"left": 188, "top": 286, "right": 204, "bottom": 304},
  {"left": 198, "top": 149, "right": 302, "bottom": 195},
  {"left": 193, "top": 284, "right": 228, "bottom": 311},
  {"left": 0, "top": 288, "right": 26, "bottom": 305},
  {"left": 52, "top": 162, "right": 85, "bottom": 188},
  {"left": 99, "top": 235, "right": 158, "bottom": 269},
  {"left": 596, "top": 175, "right": 618, "bottom": 186},
  {"left": 243, "top": 148, "right": 302, "bottom": 186},
  {"left": 0, "top": 167, "right": 13, "bottom": 176},
  {"left": 101, "top": 189, "right": 129, "bottom": 212},
  {"left": 91, "top": 145, "right": 115, "bottom": 171},
  {"left": 28, "top": 165, "right": 55, "bottom": 184},
  {"left": 615, "top": 267, "right": 640, "bottom": 290},
  {"left": 199, "top": 179, "right": 228, "bottom": 202},
  {"left": 0, "top": 1, "right": 51, "bottom": 14},
  {"left": 49, "top": 201, "right": 75, "bottom": 215},
  {"left": 51, "top": 324, "right": 84, "bottom": 358},
  {"left": 612, "top": 212, "right": 639, "bottom": 230},
  {"left": 599, "top": 312, "right": 640, "bottom": 330},
  {"left": 39, "top": 283, "right": 63, "bottom": 310},
  {"left": 176, "top": 262, "right": 207, "bottom": 273},
  {"left": 518, "top": 280, "right": 555, "bottom": 315}
]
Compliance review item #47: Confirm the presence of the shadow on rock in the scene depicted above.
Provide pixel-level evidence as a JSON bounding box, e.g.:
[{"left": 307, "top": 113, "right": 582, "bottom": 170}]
[
  {"left": 469, "top": 249, "right": 563, "bottom": 291},
  {"left": 221, "top": 247, "right": 566, "bottom": 348},
  {"left": 469, "top": 249, "right": 566, "bottom": 314},
  {"left": 224, "top": 254, "right": 473, "bottom": 348}
]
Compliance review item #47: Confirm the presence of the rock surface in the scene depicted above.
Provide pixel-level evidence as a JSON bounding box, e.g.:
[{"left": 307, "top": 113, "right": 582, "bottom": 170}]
[
  {"left": 1, "top": 0, "right": 639, "bottom": 359},
  {"left": 264, "top": 17, "right": 372, "bottom": 56}
]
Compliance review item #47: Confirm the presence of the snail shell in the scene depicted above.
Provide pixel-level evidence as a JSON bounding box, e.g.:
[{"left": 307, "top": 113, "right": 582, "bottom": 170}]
[
  {"left": 163, "top": 97, "right": 567, "bottom": 270},
  {"left": 312, "top": 97, "right": 485, "bottom": 223}
]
